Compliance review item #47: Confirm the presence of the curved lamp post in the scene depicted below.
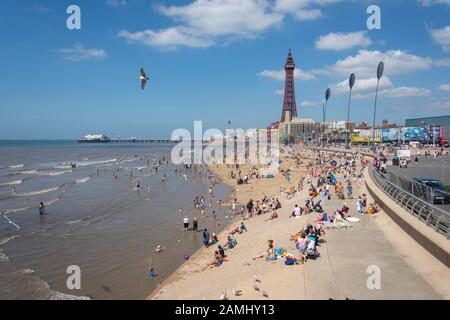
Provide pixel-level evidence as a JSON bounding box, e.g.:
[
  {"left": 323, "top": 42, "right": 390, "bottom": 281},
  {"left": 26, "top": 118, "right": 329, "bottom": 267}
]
[
  {"left": 346, "top": 73, "right": 356, "bottom": 149},
  {"left": 322, "top": 88, "right": 331, "bottom": 143},
  {"left": 372, "top": 61, "right": 384, "bottom": 152}
]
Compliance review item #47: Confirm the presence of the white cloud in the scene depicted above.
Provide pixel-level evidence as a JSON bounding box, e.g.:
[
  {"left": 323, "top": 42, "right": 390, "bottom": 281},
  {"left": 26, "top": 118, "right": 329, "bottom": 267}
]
[
  {"left": 436, "top": 58, "right": 450, "bottom": 67},
  {"left": 333, "top": 76, "right": 393, "bottom": 95},
  {"left": 315, "top": 31, "right": 372, "bottom": 51},
  {"left": 274, "top": 0, "right": 344, "bottom": 21},
  {"left": 429, "top": 25, "right": 450, "bottom": 52},
  {"left": 56, "top": 43, "right": 108, "bottom": 61},
  {"left": 258, "top": 68, "right": 315, "bottom": 81},
  {"left": 106, "top": 0, "right": 126, "bottom": 8},
  {"left": 118, "top": 28, "right": 214, "bottom": 49},
  {"left": 332, "top": 76, "right": 430, "bottom": 99},
  {"left": 300, "top": 101, "right": 320, "bottom": 107},
  {"left": 431, "top": 99, "right": 450, "bottom": 109},
  {"left": 275, "top": 89, "right": 285, "bottom": 95},
  {"left": 119, "top": 0, "right": 283, "bottom": 49},
  {"left": 438, "top": 84, "right": 450, "bottom": 93},
  {"left": 384, "top": 87, "right": 431, "bottom": 98},
  {"left": 313, "top": 50, "right": 433, "bottom": 78},
  {"left": 419, "top": 0, "right": 450, "bottom": 6}
]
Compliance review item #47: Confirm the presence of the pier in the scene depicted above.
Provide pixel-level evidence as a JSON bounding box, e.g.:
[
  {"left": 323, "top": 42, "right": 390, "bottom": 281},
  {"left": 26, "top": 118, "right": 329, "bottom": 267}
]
[{"left": 78, "top": 138, "right": 180, "bottom": 144}]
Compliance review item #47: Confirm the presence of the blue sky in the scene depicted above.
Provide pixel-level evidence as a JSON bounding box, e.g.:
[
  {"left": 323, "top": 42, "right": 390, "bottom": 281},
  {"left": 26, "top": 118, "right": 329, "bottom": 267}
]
[{"left": 0, "top": 0, "right": 449, "bottom": 139}]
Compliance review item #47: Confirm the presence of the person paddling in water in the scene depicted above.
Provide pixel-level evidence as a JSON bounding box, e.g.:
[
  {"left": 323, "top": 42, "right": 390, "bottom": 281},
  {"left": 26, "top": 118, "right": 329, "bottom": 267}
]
[{"left": 38, "top": 202, "right": 46, "bottom": 216}]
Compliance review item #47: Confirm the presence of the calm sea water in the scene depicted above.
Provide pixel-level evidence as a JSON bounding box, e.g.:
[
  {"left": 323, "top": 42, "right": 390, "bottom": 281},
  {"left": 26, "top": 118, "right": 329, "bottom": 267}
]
[{"left": 0, "top": 141, "right": 231, "bottom": 299}]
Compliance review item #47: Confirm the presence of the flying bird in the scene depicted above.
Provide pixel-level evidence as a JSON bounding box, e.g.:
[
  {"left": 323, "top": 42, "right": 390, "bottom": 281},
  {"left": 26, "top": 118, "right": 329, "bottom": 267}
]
[{"left": 140, "top": 68, "right": 150, "bottom": 91}]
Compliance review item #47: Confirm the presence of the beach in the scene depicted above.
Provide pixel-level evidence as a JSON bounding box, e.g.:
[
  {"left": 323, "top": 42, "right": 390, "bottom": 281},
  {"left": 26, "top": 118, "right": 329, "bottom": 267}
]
[{"left": 150, "top": 147, "right": 450, "bottom": 300}]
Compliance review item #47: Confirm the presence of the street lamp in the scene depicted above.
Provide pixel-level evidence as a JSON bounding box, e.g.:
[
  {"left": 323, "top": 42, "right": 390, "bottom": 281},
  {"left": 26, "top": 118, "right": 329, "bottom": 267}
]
[
  {"left": 323, "top": 88, "right": 331, "bottom": 144},
  {"left": 371, "top": 61, "right": 384, "bottom": 153},
  {"left": 346, "top": 73, "right": 356, "bottom": 149}
]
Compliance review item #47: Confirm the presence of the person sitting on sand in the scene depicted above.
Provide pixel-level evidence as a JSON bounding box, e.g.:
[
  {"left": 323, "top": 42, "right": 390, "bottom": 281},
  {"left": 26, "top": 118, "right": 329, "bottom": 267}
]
[
  {"left": 292, "top": 204, "right": 302, "bottom": 217},
  {"left": 313, "top": 200, "right": 323, "bottom": 213},
  {"left": 213, "top": 251, "right": 223, "bottom": 267},
  {"left": 218, "top": 245, "right": 225, "bottom": 258},
  {"left": 266, "top": 243, "right": 277, "bottom": 261},
  {"left": 210, "top": 233, "right": 218, "bottom": 245},
  {"left": 239, "top": 222, "right": 247, "bottom": 233}
]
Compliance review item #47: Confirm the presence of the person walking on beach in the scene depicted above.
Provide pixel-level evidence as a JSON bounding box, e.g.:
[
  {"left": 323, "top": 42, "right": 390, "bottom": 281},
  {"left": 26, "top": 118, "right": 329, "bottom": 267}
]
[
  {"left": 183, "top": 216, "right": 189, "bottom": 231},
  {"left": 203, "top": 228, "right": 210, "bottom": 248}
]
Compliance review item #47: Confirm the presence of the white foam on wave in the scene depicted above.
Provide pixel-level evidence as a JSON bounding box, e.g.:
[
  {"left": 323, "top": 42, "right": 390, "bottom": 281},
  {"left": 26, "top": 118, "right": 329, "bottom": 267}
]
[
  {"left": 8, "top": 164, "right": 24, "bottom": 169},
  {"left": 14, "top": 170, "right": 37, "bottom": 175},
  {"left": 76, "top": 158, "right": 117, "bottom": 167},
  {"left": 37, "top": 170, "right": 72, "bottom": 177},
  {"left": 4, "top": 205, "right": 34, "bottom": 214},
  {"left": 44, "top": 198, "right": 60, "bottom": 206},
  {"left": 18, "top": 187, "right": 59, "bottom": 197},
  {"left": 0, "top": 250, "right": 9, "bottom": 262},
  {"left": 54, "top": 165, "right": 72, "bottom": 170},
  {"left": 0, "top": 235, "right": 21, "bottom": 246},
  {"left": 0, "top": 180, "right": 22, "bottom": 187},
  {"left": 66, "top": 219, "right": 82, "bottom": 225},
  {"left": 75, "top": 177, "right": 90, "bottom": 184}
]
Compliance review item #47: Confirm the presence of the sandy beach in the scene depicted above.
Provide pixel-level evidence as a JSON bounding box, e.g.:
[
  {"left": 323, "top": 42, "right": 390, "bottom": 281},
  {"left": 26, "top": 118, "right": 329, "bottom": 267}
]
[{"left": 150, "top": 148, "right": 450, "bottom": 300}]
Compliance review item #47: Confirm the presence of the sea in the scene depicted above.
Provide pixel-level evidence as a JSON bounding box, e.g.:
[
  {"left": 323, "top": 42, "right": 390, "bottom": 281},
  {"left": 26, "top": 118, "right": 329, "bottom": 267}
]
[{"left": 0, "top": 140, "right": 232, "bottom": 300}]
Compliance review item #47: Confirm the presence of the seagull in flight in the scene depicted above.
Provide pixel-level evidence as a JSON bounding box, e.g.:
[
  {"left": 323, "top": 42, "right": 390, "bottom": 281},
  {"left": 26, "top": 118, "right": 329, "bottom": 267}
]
[{"left": 140, "top": 68, "right": 150, "bottom": 91}]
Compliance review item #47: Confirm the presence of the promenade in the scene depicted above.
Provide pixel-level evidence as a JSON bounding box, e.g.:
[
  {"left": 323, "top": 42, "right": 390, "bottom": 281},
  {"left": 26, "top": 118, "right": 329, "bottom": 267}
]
[{"left": 151, "top": 149, "right": 450, "bottom": 300}]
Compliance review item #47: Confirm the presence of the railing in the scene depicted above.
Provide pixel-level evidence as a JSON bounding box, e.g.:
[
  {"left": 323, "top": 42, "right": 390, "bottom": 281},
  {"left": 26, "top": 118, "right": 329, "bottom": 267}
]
[
  {"left": 369, "top": 166, "right": 450, "bottom": 239},
  {"left": 387, "top": 170, "right": 450, "bottom": 207}
]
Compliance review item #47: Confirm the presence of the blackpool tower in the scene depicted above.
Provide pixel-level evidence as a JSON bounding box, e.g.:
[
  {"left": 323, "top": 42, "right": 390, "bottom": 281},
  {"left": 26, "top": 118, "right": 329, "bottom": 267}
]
[{"left": 280, "top": 49, "right": 298, "bottom": 122}]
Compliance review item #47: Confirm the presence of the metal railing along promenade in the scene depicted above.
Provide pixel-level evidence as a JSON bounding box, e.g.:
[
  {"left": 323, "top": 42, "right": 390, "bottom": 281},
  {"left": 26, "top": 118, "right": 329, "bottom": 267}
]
[{"left": 369, "top": 166, "right": 450, "bottom": 239}]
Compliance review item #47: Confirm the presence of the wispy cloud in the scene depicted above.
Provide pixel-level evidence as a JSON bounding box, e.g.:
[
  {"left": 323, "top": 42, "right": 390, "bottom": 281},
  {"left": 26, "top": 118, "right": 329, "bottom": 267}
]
[
  {"left": 429, "top": 25, "right": 450, "bottom": 52},
  {"left": 258, "top": 68, "right": 315, "bottom": 81},
  {"left": 118, "top": 0, "right": 344, "bottom": 49},
  {"left": 56, "top": 43, "right": 108, "bottom": 61},
  {"left": 274, "top": 0, "right": 345, "bottom": 21},
  {"left": 419, "top": 0, "right": 450, "bottom": 6},
  {"left": 331, "top": 76, "right": 430, "bottom": 99},
  {"left": 315, "top": 31, "right": 372, "bottom": 51},
  {"left": 435, "top": 57, "right": 450, "bottom": 67},
  {"left": 300, "top": 101, "right": 321, "bottom": 107},
  {"left": 106, "top": 0, "right": 127, "bottom": 8},
  {"left": 438, "top": 83, "right": 450, "bottom": 93},
  {"left": 312, "top": 50, "right": 433, "bottom": 78},
  {"left": 119, "top": 0, "right": 283, "bottom": 49}
]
